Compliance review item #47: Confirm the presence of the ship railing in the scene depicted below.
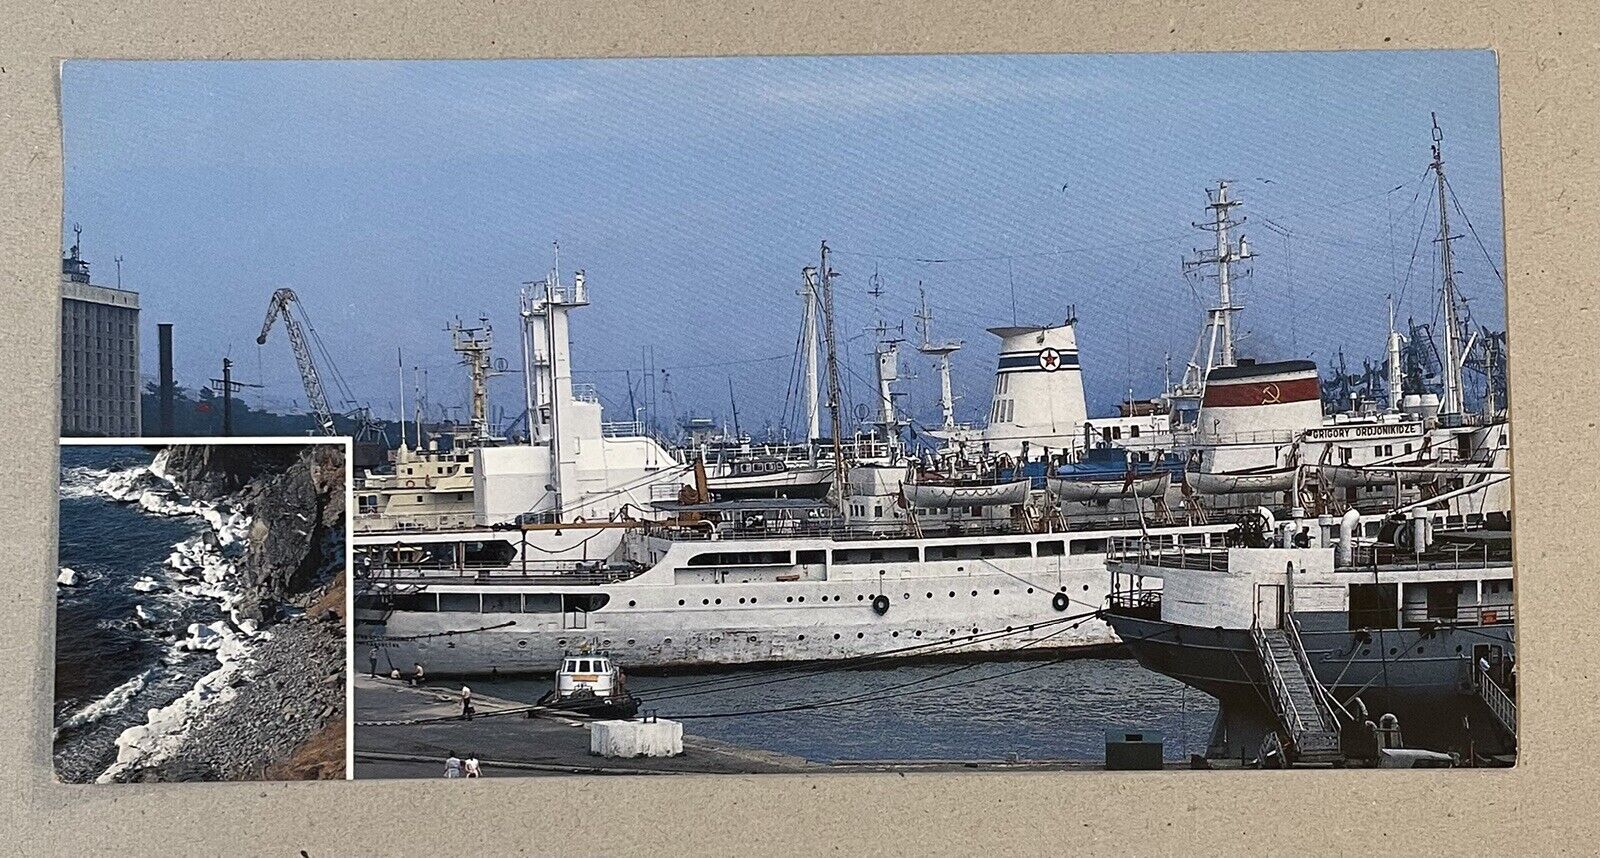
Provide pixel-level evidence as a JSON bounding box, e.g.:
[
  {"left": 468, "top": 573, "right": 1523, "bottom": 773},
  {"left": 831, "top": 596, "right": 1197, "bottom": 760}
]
[
  {"left": 361, "top": 562, "right": 645, "bottom": 586},
  {"left": 1342, "top": 542, "right": 1506, "bottom": 573},
  {"left": 601, "top": 420, "right": 644, "bottom": 438},
  {"left": 1400, "top": 603, "right": 1515, "bottom": 627},
  {"left": 1106, "top": 537, "right": 1230, "bottom": 572},
  {"left": 1105, "top": 587, "right": 1163, "bottom": 619},
  {"left": 1192, "top": 429, "right": 1298, "bottom": 447},
  {"left": 572, "top": 383, "right": 601, "bottom": 404},
  {"left": 354, "top": 512, "right": 482, "bottom": 533}
]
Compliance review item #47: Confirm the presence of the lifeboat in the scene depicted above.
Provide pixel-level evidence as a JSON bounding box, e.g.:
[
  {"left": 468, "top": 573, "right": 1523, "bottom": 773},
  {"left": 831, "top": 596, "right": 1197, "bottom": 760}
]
[
  {"left": 1187, "top": 466, "right": 1297, "bottom": 495},
  {"left": 900, "top": 477, "right": 1031, "bottom": 509},
  {"left": 1046, "top": 448, "right": 1179, "bottom": 502}
]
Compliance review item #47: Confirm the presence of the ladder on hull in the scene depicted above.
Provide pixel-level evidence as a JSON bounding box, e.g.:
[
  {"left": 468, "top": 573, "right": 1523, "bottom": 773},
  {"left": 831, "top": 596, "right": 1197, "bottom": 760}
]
[{"left": 1252, "top": 618, "right": 1344, "bottom": 764}]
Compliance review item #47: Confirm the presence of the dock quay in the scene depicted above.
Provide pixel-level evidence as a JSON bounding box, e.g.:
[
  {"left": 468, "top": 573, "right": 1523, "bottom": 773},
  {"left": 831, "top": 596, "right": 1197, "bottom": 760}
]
[{"left": 352, "top": 676, "right": 1196, "bottom": 777}]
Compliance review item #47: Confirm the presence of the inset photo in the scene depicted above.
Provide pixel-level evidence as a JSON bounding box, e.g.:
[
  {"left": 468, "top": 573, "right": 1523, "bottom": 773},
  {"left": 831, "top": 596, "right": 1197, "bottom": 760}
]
[{"left": 54, "top": 439, "right": 349, "bottom": 783}]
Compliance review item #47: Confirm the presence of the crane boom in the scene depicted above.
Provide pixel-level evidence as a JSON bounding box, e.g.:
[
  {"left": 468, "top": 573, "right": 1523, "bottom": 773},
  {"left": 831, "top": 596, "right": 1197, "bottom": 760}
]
[{"left": 257, "top": 288, "right": 338, "bottom": 436}]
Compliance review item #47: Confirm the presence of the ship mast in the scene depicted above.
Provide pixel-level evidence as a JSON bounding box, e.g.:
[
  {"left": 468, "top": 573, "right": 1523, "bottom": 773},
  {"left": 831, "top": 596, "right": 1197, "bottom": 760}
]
[
  {"left": 1182, "top": 180, "right": 1253, "bottom": 381},
  {"left": 915, "top": 286, "right": 963, "bottom": 431},
  {"left": 819, "top": 241, "right": 847, "bottom": 507},
  {"left": 798, "top": 266, "right": 822, "bottom": 449},
  {"left": 1431, "top": 113, "right": 1467, "bottom": 417},
  {"left": 1387, "top": 296, "right": 1405, "bottom": 413},
  {"left": 447, "top": 316, "right": 500, "bottom": 444}
]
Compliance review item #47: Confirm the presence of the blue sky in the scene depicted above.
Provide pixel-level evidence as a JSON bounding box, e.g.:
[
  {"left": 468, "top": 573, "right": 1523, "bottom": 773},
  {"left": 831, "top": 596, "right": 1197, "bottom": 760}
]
[{"left": 61, "top": 52, "right": 1505, "bottom": 434}]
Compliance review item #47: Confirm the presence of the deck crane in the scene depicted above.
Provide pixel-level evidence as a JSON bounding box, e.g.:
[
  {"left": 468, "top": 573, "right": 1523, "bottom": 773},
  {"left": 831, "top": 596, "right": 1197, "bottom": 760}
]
[{"left": 255, "top": 288, "right": 339, "bottom": 436}]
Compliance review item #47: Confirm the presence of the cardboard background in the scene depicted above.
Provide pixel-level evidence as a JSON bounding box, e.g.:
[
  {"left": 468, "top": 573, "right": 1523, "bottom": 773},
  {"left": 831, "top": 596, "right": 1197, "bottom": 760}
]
[{"left": 2, "top": 1, "right": 1596, "bottom": 854}]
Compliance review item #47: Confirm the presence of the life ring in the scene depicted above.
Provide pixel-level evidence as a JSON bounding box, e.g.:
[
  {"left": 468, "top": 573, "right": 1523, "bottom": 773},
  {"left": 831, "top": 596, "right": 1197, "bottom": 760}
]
[
  {"left": 405, "top": 479, "right": 416, "bottom": 488},
  {"left": 1052, "top": 592, "right": 1070, "bottom": 612},
  {"left": 871, "top": 594, "right": 890, "bottom": 615}
]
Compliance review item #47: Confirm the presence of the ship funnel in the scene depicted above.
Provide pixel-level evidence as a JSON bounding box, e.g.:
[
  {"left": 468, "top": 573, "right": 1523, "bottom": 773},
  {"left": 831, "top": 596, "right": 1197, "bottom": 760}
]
[{"left": 980, "top": 320, "right": 1088, "bottom": 458}]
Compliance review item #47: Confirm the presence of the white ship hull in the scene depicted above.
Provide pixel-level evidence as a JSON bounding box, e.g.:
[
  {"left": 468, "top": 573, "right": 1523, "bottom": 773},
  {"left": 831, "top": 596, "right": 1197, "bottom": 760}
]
[
  {"left": 1188, "top": 468, "right": 1296, "bottom": 495},
  {"left": 357, "top": 524, "right": 1228, "bottom": 675}
]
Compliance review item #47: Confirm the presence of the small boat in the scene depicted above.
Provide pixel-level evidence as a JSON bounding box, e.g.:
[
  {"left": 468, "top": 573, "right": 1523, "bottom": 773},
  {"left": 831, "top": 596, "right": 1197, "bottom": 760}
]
[
  {"left": 536, "top": 651, "right": 640, "bottom": 719},
  {"left": 707, "top": 455, "right": 834, "bottom": 500}
]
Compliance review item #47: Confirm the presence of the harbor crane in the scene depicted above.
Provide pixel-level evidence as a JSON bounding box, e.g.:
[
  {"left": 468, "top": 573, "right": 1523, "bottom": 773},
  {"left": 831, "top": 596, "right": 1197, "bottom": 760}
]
[{"left": 256, "top": 287, "right": 368, "bottom": 438}]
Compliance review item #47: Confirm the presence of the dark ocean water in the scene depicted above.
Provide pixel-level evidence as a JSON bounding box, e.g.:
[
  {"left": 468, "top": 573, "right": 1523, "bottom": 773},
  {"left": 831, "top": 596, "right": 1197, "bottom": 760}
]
[
  {"left": 54, "top": 445, "right": 220, "bottom": 781},
  {"left": 476, "top": 656, "right": 1218, "bottom": 763}
]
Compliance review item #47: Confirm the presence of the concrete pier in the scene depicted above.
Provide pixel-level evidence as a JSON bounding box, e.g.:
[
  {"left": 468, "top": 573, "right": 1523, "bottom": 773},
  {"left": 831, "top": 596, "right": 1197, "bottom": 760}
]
[
  {"left": 353, "top": 675, "right": 1202, "bottom": 778},
  {"left": 352, "top": 676, "right": 820, "bottom": 778}
]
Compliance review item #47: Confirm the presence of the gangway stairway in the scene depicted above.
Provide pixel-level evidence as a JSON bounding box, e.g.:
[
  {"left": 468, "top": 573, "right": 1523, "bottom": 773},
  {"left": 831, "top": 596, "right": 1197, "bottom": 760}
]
[
  {"left": 1252, "top": 618, "right": 1344, "bottom": 764},
  {"left": 1477, "top": 663, "right": 1518, "bottom": 739}
]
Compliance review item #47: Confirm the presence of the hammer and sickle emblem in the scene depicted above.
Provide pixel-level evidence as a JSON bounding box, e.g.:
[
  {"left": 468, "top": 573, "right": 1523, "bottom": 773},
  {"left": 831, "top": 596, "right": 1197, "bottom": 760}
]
[
  {"left": 1038, "top": 348, "right": 1061, "bottom": 372},
  {"left": 1260, "top": 383, "right": 1282, "bottom": 405}
]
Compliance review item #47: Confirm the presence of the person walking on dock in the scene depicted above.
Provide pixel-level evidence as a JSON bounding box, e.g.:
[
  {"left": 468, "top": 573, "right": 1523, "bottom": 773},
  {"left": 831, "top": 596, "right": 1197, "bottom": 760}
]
[
  {"left": 368, "top": 646, "right": 379, "bottom": 678},
  {"left": 412, "top": 662, "right": 426, "bottom": 687},
  {"left": 464, "top": 754, "right": 481, "bottom": 778},
  {"left": 444, "top": 751, "right": 463, "bottom": 779},
  {"left": 460, "top": 685, "right": 474, "bottom": 721}
]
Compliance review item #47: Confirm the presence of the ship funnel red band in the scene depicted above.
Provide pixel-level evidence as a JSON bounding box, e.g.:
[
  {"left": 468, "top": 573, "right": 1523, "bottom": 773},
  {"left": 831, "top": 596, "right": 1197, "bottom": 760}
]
[
  {"left": 1201, "top": 360, "right": 1321, "bottom": 408},
  {"left": 1201, "top": 376, "right": 1320, "bottom": 408}
]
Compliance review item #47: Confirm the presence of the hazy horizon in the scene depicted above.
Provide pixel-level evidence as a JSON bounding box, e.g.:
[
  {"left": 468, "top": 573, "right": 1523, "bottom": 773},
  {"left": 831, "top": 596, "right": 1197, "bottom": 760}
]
[{"left": 61, "top": 52, "right": 1506, "bottom": 437}]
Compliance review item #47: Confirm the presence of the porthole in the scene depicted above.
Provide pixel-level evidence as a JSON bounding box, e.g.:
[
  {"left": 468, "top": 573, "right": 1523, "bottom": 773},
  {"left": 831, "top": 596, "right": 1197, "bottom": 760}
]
[
  {"left": 1416, "top": 646, "right": 1424, "bottom": 654},
  {"left": 857, "top": 594, "right": 865, "bottom": 601},
  {"left": 949, "top": 591, "right": 956, "bottom": 598},
  {"left": 1026, "top": 588, "right": 1034, "bottom": 594},
  {"left": 627, "top": 639, "right": 636, "bottom": 645},
  {"left": 664, "top": 637, "right": 673, "bottom": 644},
  {"left": 834, "top": 633, "right": 841, "bottom": 640},
  {"left": 702, "top": 599, "right": 710, "bottom": 605},
  {"left": 558, "top": 639, "right": 567, "bottom": 646},
  {"left": 857, "top": 632, "right": 865, "bottom": 639},
  {"left": 903, "top": 593, "right": 910, "bottom": 599},
  {"left": 971, "top": 590, "right": 978, "bottom": 597},
  {"left": 517, "top": 640, "right": 528, "bottom": 648},
  {"left": 1455, "top": 645, "right": 1464, "bottom": 653},
  {"left": 751, "top": 597, "right": 757, "bottom": 604},
  {"left": 972, "top": 627, "right": 979, "bottom": 634},
  {"left": 799, "top": 634, "right": 806, "bottom": 641},
  {"left": 628, "top": 600, "right": 637, "bottom": 607},
  {"left": 678, "top": 600, "right": 685, "bottom": 606},
  {"left": 993, "top": 589, "right": 1000, "bottom": 596},
  {"left": 926, "top": 592, "right": 934, "bottom": 599},
  {"left": 892, "top": 631, "right": 900, "bottom": 637},
  {"left": 739, "top": 598, "right": 746, "bottom": 604},
  {"left": 1082, "top": 584, "right": 1089, "bottom": 592},
  {"left": 1389, "top": 648, "right": 1398, "bottom": 656},
  {"left": 787, "top": 596, "right": 794, "bottom": 603},
  {"left": 715, "top": 598, "right": 722, "bottom": 605},
  {"left": 1361, "top": 648, "right": 1370, "bottom": 656},
  {"left": 915, "top": 630, "right": 923, "bottom": 637},
  {"left": 798, "top": 596, "right": 806, "bottom": 603},
  {"left": 603, "top": 639, "right": 612, "bottom": 646}
]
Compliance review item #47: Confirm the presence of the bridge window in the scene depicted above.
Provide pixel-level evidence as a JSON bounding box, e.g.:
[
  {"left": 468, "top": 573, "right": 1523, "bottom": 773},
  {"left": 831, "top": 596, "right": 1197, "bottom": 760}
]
[
  {"left": 523, "top": 594, "right": 561, "bottom": 613},
  {"left": 1037, "top": 540, "right": 1064, "bottom": 556},
  {"left": 1348, "top": 583, "right": 1398, "bottom": 630}
]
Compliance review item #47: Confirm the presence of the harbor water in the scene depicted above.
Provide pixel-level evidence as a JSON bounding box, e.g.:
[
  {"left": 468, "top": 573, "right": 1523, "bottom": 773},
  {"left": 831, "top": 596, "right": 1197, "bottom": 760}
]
[{"left": 476, "top": 656, "right": 1216, "bottom": 763}]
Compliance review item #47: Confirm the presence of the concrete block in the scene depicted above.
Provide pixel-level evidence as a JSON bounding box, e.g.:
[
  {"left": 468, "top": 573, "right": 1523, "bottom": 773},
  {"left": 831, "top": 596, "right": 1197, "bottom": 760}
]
[{"left": 590, "top": 718, "right": 683, "bottom": 758}]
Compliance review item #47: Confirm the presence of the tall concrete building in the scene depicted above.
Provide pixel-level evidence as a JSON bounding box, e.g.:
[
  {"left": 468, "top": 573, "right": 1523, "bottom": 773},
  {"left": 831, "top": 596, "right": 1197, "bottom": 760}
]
[{"left": 60, "top": 233, "right": 141, "bottom": 436}]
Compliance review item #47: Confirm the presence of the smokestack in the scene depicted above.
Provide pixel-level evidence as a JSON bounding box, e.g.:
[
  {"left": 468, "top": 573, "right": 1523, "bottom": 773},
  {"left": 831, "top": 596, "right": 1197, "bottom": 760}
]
[{"left": 158, "top": 323, "right": 175, "bottom": 436}]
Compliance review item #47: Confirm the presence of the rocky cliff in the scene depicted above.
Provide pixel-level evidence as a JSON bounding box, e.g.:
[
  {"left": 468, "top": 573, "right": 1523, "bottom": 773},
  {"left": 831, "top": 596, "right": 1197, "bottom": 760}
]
[{"left": 140, "top": 443, "right": 347, "bottom": 781}]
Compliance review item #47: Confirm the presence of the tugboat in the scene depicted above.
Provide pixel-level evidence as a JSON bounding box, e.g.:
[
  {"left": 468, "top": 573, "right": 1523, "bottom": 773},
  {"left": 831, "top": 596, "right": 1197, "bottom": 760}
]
[{"left": 537, "top": 651, "right": 641, "bottom": 719}]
